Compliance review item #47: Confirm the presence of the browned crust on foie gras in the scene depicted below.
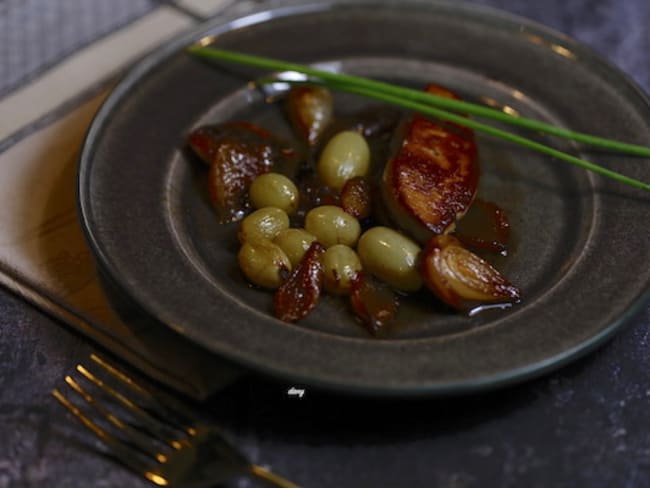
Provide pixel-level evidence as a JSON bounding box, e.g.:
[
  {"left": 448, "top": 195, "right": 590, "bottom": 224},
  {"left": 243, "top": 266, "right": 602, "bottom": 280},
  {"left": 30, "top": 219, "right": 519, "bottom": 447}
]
[
  {"left": 188, "top": 122, "right": 282, "bottom": 223},
  {"left": 381, "top": 85, "right": 480, "bottom": 243}
]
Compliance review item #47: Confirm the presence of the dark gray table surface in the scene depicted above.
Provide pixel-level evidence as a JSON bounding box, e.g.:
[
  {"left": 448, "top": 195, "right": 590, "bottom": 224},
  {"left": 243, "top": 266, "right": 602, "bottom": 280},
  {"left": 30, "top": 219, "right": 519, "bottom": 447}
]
[{"left": 2, "top": 1, "right": 650, "bottom": 487}]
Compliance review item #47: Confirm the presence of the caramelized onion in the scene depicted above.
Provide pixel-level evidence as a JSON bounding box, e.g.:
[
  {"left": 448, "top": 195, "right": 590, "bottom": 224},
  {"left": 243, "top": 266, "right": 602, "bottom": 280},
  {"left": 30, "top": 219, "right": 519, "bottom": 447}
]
[
  {"left": 286, "top": 86, "right": 333, "bottom": 147},
  {"left": 273, "top": 242, "right": 325, "bottom": 322},
  {"left": 420, "top": 235, "right": 520, "bottom": 310}
]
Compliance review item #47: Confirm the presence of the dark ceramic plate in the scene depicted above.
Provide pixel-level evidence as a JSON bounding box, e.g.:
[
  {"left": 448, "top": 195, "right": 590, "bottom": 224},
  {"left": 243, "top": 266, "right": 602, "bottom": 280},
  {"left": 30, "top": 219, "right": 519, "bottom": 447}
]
[{"left": 78, "top": 1, "right": 650, "bottom": 395}]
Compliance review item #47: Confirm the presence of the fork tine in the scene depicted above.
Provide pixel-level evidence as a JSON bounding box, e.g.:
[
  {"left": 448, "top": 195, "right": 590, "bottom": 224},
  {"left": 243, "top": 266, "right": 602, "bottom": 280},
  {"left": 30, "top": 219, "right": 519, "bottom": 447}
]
[
  {"left": 251, "top": 465, "right": 303, "bottom": 488},
  {"left": 76, "top": 363, "right": 187, "bottom": 449},
  {"left": 64, "top": 376, "right": 127, "bottom": 434},
  {"left": 52, "top": 388, "right": 112, "bottom": 444},
  {"left": 90, "top": 353, "right": 199, "bottom": 434},
  {"left": 90, "top": 353, "right": 150, "bottom": 397},
  {"left": 63, "top": 376, "right": 170, "bottom": 464},
  {"left": 51, "top": 388, "right": 163, "bottom": 484}
]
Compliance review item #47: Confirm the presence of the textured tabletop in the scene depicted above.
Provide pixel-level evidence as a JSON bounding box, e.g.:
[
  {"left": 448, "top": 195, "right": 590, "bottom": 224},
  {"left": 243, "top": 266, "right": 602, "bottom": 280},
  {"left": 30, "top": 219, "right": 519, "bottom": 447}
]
[{"left": 1, "top": 1, "right": 649, "bottom": 487}]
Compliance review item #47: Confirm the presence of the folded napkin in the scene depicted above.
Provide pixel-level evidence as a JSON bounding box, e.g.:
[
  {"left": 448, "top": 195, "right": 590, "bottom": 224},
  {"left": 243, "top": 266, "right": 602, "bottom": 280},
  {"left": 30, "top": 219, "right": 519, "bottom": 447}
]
[{"left": 0, "top": 0, "right": 261, "bottom": 400}]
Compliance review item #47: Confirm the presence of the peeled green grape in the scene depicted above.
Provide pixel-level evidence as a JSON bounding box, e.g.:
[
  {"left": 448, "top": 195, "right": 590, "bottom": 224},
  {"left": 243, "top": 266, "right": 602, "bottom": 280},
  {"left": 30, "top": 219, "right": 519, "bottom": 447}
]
[
  {"left": 304, "top": 205, "right": 361, "bottom": 248},
  {"left": 317, "top": 131, "right": 370, "bottom": 190},
  {"left": 249, "top": 172, "right": 299, "bottom": 214},
  {"left": 238, "top": 207, "right": 289, "bottom": 244},
  {"left": 321, "top": 244, "right": 362, "bottom": 295},
  {"left": 357, "top": 226, "right": 422, "bottom": 292},
  {"left": 273, "top": 228, "right": 317, "bottom": 268},
  {"left": 238, "top": 239, "right": 291, "bottom": 289}
]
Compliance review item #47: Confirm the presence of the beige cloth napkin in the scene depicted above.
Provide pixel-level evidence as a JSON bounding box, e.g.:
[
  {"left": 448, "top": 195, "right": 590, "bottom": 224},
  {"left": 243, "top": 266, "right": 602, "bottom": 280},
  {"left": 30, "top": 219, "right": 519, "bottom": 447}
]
[
  {"left": 0, "top": 92, "right": 243, "bottom": 399},
  {"left": 0, "top": 3, "right": 247, "bottom": 400}
]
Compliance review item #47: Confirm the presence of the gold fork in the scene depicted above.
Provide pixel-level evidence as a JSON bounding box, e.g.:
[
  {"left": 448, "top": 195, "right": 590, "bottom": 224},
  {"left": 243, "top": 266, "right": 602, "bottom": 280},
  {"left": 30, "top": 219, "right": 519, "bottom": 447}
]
[{"left": 52, "top": 353, "right": 300, "bottom": 488}]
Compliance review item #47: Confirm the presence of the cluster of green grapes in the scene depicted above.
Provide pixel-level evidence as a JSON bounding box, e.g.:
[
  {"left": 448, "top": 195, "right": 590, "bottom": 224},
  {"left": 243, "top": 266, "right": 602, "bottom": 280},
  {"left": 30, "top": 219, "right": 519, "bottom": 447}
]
[{"left": 236, "top": 129, "right": 423, "bottom": 298}]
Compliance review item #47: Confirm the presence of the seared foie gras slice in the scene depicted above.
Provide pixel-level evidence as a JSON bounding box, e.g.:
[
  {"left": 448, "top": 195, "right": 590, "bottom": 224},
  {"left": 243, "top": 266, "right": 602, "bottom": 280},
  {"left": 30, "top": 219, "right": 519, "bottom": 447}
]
[
  {"left": 188, "top": 122, "right": 289, "bottom": 223},
  {"left": 188, "top": 121, "right": 276, "bottom": 166},
  {"left": 382, "top": 85, "right": 479, "bottom": 243}
]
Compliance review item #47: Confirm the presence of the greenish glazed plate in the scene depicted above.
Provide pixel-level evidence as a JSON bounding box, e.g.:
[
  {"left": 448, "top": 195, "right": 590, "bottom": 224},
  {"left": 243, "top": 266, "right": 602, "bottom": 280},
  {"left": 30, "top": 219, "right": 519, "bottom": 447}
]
[{"left": 78, "top": 1, "right": 650, "bottom": 395}]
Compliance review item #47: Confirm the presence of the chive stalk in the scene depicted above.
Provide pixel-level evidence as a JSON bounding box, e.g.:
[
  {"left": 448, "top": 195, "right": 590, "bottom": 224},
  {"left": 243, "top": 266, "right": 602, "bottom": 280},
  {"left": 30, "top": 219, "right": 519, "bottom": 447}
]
[
  {"left": 188, "top": 46, "right": 650, "bottom": 156},
  {"left": 187, "top": 45, "right": 650, "bottom": 192},
  {"left": 278, "top": 78, "right": 650, "bottom": 191}
]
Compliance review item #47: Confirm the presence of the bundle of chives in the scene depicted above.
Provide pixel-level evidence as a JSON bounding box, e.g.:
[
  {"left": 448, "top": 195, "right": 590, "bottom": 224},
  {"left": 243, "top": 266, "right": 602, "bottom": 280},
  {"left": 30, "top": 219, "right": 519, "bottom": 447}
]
[{"left": 187, "top": 45, "right": 650, "bottom": 192}]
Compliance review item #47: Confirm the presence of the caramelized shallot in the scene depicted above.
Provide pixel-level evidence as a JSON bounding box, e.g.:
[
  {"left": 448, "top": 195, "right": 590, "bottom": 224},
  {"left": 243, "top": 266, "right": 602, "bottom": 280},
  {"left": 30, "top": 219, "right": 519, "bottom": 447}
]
[
  {"left": 286, "top": 86, "right": 333, "bottom": 147},
  {"left": 273, "top": 241, "right": 325, "bottom": 322},
  {"left": 420, "top": 235, "right": 520, "bottom": 310}
]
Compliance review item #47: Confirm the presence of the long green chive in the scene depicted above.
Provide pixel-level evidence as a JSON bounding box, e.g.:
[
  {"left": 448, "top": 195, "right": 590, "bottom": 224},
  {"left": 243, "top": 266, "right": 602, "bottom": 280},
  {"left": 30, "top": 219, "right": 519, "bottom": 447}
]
[
  {"left": 274, "top": 78, "right": 650, "bottom": 192},
  {"left": 187, "top": 45, "right": 650, "bottom": 192},
  {"left": 188, "top": 46, "right": 650, "bottom": 156}
]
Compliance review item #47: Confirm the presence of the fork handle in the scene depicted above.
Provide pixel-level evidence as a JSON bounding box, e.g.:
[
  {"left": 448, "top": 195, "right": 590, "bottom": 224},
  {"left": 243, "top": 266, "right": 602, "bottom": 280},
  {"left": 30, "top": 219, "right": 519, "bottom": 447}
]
[{"left": 250, "top": 464, "right": 302, "bottom": 488}]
